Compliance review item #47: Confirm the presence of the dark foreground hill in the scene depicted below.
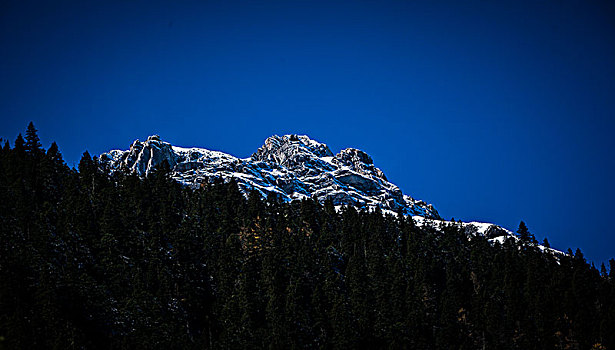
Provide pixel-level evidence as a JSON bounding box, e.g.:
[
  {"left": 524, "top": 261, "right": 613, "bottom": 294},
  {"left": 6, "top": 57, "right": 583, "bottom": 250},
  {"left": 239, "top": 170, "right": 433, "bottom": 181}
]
[{"left": 1, "top": 124, "right": 614, "bottom": 349}]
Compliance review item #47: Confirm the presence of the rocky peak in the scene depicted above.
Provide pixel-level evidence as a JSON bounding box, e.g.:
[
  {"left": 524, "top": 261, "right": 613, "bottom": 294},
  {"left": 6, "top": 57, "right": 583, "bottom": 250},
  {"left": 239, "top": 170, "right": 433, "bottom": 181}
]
[
  {"left": 334, "top": 148, "right": 388, "bottom": 181},
  {"left": 337, "top": 148, "right": 373, "bottom": 164},
  {"left": 122, "top": 135, "right": 177, "bottom": 176},
  {"left": 251, "top": 134, "right": 333, "bottom": 170}
]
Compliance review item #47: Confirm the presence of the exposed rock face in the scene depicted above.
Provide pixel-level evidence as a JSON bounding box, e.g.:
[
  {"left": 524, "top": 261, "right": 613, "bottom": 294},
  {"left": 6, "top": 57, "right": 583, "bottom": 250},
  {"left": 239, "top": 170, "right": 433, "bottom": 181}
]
[
  {"left": 106, "top": 135, "right": 178, "bottom": 176},
  {"left": 100, "top": 134, "right": 441, "bottom": 219},
  {"left": 333, "top": 148, "right": 387, "bottom": 181},
  {"left": 252, "top": 134, "right": 334, "bottom": 165}
]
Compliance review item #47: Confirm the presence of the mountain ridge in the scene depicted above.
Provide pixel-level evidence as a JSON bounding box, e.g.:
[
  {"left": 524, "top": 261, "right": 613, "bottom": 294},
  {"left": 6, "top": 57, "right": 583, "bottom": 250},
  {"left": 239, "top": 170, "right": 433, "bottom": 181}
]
[
  {"left": 99, "top": 133, "right": 564, "bottom": 255},
  {"left": 100, "top": 134, "right": 440, "bottom": 218}
]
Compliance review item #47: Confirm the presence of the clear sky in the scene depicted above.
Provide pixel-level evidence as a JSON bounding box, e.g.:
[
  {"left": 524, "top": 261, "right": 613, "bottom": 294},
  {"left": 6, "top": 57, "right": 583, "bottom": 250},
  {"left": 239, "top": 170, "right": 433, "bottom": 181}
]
[{"left": 2, "top": 0, "right": 614, "bottom": 265}]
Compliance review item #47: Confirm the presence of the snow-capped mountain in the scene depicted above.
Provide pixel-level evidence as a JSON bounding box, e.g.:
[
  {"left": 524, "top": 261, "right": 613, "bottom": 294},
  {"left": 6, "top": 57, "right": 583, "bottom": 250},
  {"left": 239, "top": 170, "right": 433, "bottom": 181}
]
[
  {"left": 100, "top": 134, "right": 440, "bottom": 218},
  {"left": 99, "top": 134, "right": 564, "bottom": 254}
]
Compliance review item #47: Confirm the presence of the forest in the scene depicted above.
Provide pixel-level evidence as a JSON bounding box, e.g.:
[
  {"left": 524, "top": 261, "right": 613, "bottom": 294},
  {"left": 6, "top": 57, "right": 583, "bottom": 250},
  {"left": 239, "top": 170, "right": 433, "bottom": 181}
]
[{"left": 1, "top": 123, "right": 614, "bottom": 349}]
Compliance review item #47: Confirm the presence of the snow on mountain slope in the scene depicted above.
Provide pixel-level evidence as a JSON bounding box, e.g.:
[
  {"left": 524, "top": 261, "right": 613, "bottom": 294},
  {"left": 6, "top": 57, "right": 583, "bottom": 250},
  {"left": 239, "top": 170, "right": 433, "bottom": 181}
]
[
  {"left": 100, "top": 134, "right": 440, "bottom": 218},
  {"left": 411, "top": 216, "right": 564, "bottom": 256}
]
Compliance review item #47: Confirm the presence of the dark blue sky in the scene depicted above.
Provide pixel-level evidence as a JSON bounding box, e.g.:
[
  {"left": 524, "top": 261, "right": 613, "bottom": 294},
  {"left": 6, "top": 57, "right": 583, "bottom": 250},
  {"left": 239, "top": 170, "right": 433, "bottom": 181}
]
[{"left": 2, "top": 0, "right": 614, "bottom": 265}]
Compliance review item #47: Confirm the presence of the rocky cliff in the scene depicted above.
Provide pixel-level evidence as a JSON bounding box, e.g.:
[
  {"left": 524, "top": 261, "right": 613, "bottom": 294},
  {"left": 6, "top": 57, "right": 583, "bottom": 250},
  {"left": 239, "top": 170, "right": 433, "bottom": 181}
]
[{"left": 101, "top": 134, "right": 440, "bottom": 218}]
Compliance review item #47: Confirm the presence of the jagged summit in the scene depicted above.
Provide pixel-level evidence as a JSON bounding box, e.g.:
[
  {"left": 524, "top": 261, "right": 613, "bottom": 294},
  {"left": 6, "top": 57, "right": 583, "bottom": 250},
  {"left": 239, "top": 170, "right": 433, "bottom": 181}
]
[
  {"left": 100, "top": 134, "right": 440, "bottom": 218},
  {"left": 251, "top": 134, "right": 335, "bottom": 176},
  {"left": 252, "top": 134, "right": 334, "bottom": 164},
  {"left": 118, "top": 135, "right": 178, "bottom": 176}
]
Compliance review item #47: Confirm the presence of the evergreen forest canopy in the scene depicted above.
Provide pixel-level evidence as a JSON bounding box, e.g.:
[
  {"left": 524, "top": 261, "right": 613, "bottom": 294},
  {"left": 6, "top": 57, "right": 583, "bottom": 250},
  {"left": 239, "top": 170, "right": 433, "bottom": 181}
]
[{"left": 1, "top": 123, "right": 614, "bottom": 349}]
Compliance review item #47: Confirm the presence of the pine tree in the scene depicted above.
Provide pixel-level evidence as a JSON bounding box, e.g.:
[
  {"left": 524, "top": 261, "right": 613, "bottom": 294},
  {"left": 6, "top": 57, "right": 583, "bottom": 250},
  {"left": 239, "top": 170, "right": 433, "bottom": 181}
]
[
  {"left": 517, "top": 221, "right": 536, "bottom": 244},
  {"left": 45, "top": 142, "right": 63, "bottom": 164},
  {"left": 600, "top": 263, "right": 608, "bottom": 278},
  {"left": 78, "top": 151, "right": 98, "bottom": 195},
  {"left": 24, "top": 122, "right": 43, "bottom": 157},
  {"left": 14, "top": 133, "right": 25, "bottom": 155}
]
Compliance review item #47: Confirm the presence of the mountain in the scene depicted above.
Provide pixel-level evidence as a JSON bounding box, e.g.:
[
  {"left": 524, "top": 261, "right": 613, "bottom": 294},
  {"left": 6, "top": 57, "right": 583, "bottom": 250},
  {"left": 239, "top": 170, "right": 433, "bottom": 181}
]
[
  {"left": 5, "top": 124, "right": 602, "bottom": 350},
  {"left": 100, "top": 134, "right": 440, "bottom": 218},
  {"left": 99, "top": 134, "right": 564, "bottom": 255}
]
